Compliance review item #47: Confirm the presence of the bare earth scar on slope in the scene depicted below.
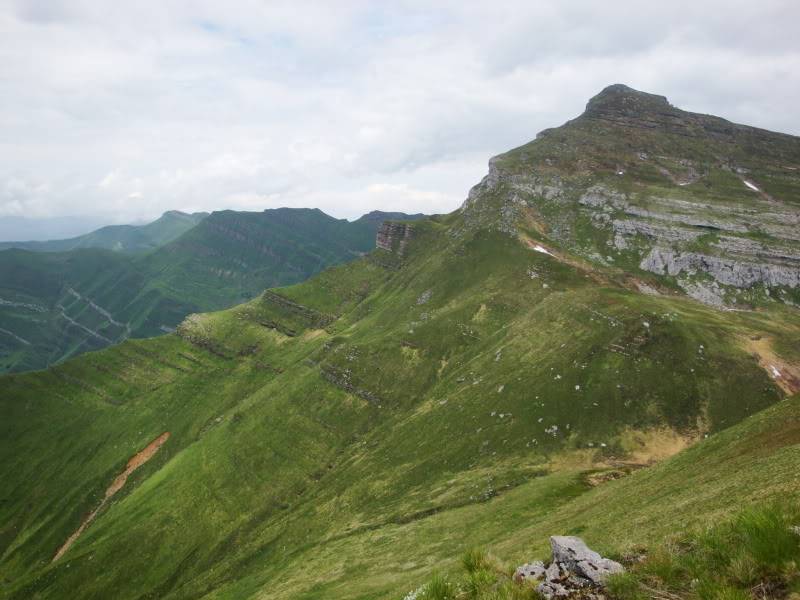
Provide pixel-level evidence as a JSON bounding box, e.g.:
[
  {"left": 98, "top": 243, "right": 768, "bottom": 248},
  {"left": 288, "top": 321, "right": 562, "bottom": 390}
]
[
  {"left": 52, "top": 432, "right": 170, "bottom": 562},
  {"left": 743, "top": 336, "right": 800, "bottom": 396}
]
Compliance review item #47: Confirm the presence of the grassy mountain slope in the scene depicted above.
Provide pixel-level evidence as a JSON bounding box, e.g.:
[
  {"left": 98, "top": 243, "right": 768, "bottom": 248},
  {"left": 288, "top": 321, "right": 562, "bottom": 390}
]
[
  {"left": 1, "top": 219, "right": 798, "bottom": 599},
  {"left": 0, "top": 248, "right": 137, "bottom": 373},
  {"left": 395, "top": 395, "right": 800, "bottom": 600},
  {"left": 0, "top": 209, "right": 422, "bottom": 374},
  {"left": 1, "top": 87, "right": 799, "bottom": 599},
  {"left": 136, "top": 208, "right": 417, "bottom": 309},
  {"left": 0, "top": 211, "right": 208, "bottom": 254}
]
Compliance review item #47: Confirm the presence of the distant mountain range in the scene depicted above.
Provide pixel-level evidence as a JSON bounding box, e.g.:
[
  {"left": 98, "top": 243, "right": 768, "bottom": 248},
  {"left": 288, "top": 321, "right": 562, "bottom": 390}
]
[
  {"left": 0, "top": 215, "right": 111, "bottom": 242},
  {"left": 0, "top": 208, "right": 424, "bottom": 373},
  {"left": 0, "top": 210, "right": 208, "bottom": 253}
]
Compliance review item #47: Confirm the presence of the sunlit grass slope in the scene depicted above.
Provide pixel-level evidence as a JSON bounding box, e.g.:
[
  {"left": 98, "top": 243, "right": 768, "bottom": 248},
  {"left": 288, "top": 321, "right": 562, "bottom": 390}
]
[
  {"left": 405, "top": 398, "right": 800, "bottom": 600},
  {"left": 1, "top": 208, "right": 798, "bottom": 599}
]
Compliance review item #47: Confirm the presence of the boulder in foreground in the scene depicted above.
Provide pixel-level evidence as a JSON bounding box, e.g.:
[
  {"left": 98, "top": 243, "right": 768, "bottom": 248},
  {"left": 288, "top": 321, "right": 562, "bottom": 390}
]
[{"left": 515, "top": 536, "right": 623, "bottom": 598}]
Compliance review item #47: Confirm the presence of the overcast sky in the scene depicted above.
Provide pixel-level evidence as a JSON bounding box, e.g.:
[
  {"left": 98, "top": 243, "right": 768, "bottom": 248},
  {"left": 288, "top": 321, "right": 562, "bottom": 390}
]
[{"left": 1, "top": 0, "right": 798, "bottom": 224}]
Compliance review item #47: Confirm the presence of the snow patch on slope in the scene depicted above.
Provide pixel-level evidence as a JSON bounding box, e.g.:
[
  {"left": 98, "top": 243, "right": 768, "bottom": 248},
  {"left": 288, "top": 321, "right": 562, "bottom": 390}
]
[{"left": 743, "top": 180, "right": 760, "bottom": 192}]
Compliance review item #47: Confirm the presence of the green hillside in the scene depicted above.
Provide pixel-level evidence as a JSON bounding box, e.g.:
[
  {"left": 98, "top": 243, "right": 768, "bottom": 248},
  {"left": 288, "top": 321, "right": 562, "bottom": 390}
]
[
  {"left": 1, "top": 86, "right": 799, "bottom": 600},
  {"left": 398, "top": 394, "right": 800, "bottom": 599},
  {"left": 0, "top": 248, "right": 137, "bottom": 373},
  {"left": 136, "top": 208, "right": 422, "bottom": 310},
  {"left": 0, "top": 211, "right": 208, "bottom": 254},
  {"left": 0, "top": 209, "right": 422, "bottom": 373}
]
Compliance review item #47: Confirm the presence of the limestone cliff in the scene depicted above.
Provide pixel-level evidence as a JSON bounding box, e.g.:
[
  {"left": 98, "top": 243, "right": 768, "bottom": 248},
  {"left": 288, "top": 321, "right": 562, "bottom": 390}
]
[
  {"left": 376, "top": 221, "right": 414, "bottom": 256},
  {"left": 458, "top": 84, "right": 800, "bottom": 308}
]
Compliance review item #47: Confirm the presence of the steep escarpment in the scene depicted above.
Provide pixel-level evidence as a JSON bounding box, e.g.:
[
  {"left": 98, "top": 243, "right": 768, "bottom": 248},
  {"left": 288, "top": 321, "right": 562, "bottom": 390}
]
[{"left": 461, "top": 84, "right": 800, "bottom": 308}]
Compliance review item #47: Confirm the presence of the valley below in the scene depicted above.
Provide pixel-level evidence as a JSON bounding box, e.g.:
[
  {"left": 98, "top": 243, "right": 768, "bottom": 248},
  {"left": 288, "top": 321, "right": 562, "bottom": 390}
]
[{"left": 0, "top": 209, "right": 422, "bottom": 374}]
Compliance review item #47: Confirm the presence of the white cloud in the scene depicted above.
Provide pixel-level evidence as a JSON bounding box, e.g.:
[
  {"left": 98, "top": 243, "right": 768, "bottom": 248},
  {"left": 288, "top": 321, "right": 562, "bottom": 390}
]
[
  {"left": 366, "top": 183, "right": 456, "bottom": 213},
  {"left": 0, "top": 0, "right": 798, "bottom": 223}
]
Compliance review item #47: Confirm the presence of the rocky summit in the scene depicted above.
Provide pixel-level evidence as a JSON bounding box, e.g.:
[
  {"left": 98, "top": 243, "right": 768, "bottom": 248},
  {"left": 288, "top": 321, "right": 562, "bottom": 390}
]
[{"left": 461, "top": 84, "right": 800, "bottom": 309}]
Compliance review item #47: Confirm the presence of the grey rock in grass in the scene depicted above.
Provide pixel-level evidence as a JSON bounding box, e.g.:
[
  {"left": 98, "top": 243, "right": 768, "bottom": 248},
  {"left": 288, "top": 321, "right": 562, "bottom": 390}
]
[
  {"left": 549, "top": 536, "right": 624, "bottom": 585},
  {"left": 515, "top": 535, "right": 623, "bottom": 599},
  {"left": 513, "top": 560, "right": 546, "bottom": 583}
]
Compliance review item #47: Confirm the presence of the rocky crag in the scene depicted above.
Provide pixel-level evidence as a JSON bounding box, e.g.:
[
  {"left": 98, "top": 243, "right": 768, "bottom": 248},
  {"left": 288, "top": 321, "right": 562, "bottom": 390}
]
[
  {"left": 459, "top": 84, "right": 800, "bottom": 308},
  {"left": 376, "top": 221, "right": 415, "bottom": 256},
  {"left": 514, "top": 536, "right": 624, "bottom": 599}
]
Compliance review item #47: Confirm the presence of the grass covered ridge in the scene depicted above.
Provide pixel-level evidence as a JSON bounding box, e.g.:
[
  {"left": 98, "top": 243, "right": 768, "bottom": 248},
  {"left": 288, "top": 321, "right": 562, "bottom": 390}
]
[
  {"left": 0, "top": 209, "right": 420, "bottom": 373},
  {"left": 1, "top": 206, "right": 799, "bottom": 599}
]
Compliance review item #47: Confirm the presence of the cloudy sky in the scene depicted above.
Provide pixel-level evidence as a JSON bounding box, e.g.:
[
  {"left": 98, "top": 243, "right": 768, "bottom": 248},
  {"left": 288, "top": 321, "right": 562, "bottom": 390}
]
[{"left": 1, "top": 0, "right": 798, "bottom": 225}]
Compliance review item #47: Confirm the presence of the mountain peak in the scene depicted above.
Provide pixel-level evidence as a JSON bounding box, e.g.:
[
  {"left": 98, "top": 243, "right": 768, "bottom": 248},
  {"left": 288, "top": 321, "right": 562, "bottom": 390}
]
[{"left": 584, "top": 83, "right": 673, "bottom": 118}]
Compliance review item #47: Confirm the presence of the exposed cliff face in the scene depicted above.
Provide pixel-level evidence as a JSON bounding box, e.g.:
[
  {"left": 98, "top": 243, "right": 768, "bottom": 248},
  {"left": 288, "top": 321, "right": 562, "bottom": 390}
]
[
  {"left": 458, "top": 84, "right": 800, "bottom": 308},
  {"left": 376, "top": 221, "right": 414, "bottom": 256},
  {"left": 641, "top": 247, "right": 800, "bottom": 289}
]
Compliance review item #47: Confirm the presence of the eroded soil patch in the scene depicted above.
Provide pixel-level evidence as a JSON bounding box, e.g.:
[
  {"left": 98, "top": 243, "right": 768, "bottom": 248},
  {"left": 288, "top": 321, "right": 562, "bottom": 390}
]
[
  {"left": 743, "top": 336, "right": 800, "bottom": 395},
  {"left": 53, "top": 432, "right": 170, "bottom": 561}
]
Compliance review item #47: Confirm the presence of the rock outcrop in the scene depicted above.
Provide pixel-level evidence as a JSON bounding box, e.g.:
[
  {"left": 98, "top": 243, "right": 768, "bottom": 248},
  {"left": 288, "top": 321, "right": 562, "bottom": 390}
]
[
  {"left": 641, "top": 247, "right": 800, "bottom": 289},
  {"left": 261, "top": 290, "right": 334, "bottom": 328},
  {"left": 456, "top": 84, "right": 800, "bottom": 309},
  {"left": 376, "top": 221, "right": 414, "bottom": 256},
  {"left": 514, "top": 536, "right": 623, "bottom": 599}
]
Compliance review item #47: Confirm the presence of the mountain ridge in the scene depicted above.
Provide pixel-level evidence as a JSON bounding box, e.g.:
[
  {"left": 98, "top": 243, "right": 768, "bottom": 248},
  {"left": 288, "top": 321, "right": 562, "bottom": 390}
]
[
  {"left": 581, "top": 83, "right": 799, "bottom": 143},
  {"left": 0, "top": 86, "right": 798, "bottom": 599},
  {"left": 0, "top": 208, "right": 425, "bottom": 373},
  {"left": 0, "top": 210, "right": 209, "bottom": 254}
]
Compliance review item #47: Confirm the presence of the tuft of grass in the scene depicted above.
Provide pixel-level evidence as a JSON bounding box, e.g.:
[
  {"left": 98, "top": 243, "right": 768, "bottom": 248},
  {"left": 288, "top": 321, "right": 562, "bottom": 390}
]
[
  {"left": 605, "top": 572, "right": 646, "bottom": 600},
  {"left": 462, "top": 548, "right": 492, "bottom": 574},
  {"left": 420, "top": 573, "right": 456, "bottom": 600},
  {"left": 464, "top": 568, "right": 496, "bottom": 597},
  {"left": 414, "top": 548, "right": 540, "bottom": 600},
  {"left": 607, "top": 503, "right": 800, "bottom": 599},
  {"left": 732, "top": 505, "right": 800, "bottom": 569}
]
